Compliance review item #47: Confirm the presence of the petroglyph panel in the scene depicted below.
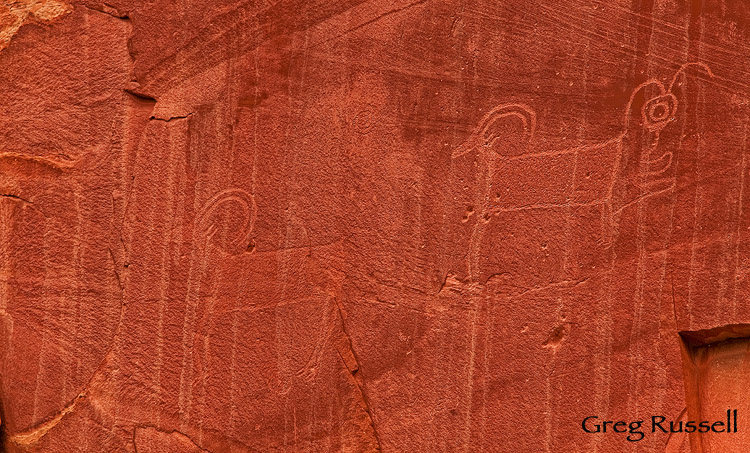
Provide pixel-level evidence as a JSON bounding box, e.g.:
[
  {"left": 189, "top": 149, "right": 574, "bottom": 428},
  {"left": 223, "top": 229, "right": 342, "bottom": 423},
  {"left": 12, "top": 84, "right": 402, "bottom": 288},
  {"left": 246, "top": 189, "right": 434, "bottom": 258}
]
[{"left": 1, "top": 0, "right": 748, "bottom": 451}]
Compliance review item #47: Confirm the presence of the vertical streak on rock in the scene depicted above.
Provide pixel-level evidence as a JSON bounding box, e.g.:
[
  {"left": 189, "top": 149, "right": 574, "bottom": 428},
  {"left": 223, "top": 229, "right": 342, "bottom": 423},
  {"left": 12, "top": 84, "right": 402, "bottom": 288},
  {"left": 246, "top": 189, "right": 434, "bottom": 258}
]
[
  {"left": 178, "top": 210, "right": 212, "bottom": 430},
  {"left": 0, "top": 200, "right": 12, "bottom": 325},
  {"left": 682, "top": 3, "right": 707, "bottom": 452},
  {"left": 623, "top": 0, "right": 654, "bottom": 425},
  {"left": 0, "top": 201, "right": 17, "bottom": 443},
  {"left": 733, "top": 124, "right": 749, "bottom": 318},
  {"left": 462, "top": 150, "right": 492, "bottom": 452},
  {"left": 154, "top": 120, "right": 185, "bottom": 426},
  {"left": 684, "top": 0, "right": 703, "bottom": 329},
  {"left": 0, "top": 197, "right": 16, "bottom": 450}
]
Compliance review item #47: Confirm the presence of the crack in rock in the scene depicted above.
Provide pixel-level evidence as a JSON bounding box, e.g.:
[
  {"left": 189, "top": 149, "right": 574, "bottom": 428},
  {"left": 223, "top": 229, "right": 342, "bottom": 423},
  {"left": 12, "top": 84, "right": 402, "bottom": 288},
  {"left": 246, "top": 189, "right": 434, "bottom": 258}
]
[
  {"left": 333, "top": 298, "right": 383, "bottom": 451},
  {"left": 9, "top": 392, "right": 85, "bottom": 447}
]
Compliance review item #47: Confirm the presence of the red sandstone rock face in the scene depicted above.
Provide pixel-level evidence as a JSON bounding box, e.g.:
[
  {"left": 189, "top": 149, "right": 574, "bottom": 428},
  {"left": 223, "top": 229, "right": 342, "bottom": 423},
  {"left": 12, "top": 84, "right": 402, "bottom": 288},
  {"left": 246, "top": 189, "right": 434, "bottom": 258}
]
[{"left": 0, "top": 0, "right": 748, "bottom": 451}]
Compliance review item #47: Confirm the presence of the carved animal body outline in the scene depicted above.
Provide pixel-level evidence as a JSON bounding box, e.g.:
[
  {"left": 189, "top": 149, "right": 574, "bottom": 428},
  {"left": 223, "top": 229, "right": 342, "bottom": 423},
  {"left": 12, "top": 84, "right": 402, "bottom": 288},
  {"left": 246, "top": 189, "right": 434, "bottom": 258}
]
[
  {"left": 452, "top": 62, "right": 714, "bottom": 283},
  {"left": 178, "top": 188, "right": 256, "bottom": 429},
  {"left": 453, "top": 63, "right": 714, "bottom": 449},
  {"left": 451, "top": 103, "right": 537, "bottom": 281},
  {"left": 177, "top": 189, "right": 351, "bottom": 437}
]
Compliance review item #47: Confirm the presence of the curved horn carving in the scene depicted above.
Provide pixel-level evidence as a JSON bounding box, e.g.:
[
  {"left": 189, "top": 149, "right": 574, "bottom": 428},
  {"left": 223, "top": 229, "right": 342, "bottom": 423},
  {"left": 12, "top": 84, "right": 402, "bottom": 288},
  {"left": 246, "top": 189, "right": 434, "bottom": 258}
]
[{"left": 196, "top": 188, "right": 257, "bottom": 254}]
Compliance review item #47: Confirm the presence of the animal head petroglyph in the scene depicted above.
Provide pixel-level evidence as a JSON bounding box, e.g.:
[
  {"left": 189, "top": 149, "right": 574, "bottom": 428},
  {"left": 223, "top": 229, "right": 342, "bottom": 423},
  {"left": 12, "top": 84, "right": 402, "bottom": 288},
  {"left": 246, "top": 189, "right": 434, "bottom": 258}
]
[
  {"left": 617, "top": 62, "right": 715, "bottom": 199},
  {"left": 451, "top": 103, "right": 536, "bottom": 159},
  {"left": 448, "top": 63, "right": 716, "bottom": 282},
  {"left": 196, "top": 189, "right": 257, "bottom": 255},
  {"left": 624, "top": 62, "right": 714, "bottom": 133}
]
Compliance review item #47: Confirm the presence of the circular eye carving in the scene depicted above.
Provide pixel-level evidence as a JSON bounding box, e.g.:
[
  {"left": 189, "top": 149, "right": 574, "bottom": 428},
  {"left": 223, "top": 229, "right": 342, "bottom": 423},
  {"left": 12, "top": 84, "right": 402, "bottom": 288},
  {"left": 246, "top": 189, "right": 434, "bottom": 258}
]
[
  {"left": 642, "top": 94, "right": 677, "bottom": 131},
  {"left": 649, "top": 103, "right": 668, "bottom": 121}
]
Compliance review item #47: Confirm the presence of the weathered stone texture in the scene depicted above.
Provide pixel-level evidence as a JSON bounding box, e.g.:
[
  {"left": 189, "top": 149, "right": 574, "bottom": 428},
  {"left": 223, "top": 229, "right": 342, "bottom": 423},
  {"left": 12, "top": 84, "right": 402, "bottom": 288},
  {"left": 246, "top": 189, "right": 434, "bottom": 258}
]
[{"left": 0, "top": 0, "right": 748, "bottom": 451}]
